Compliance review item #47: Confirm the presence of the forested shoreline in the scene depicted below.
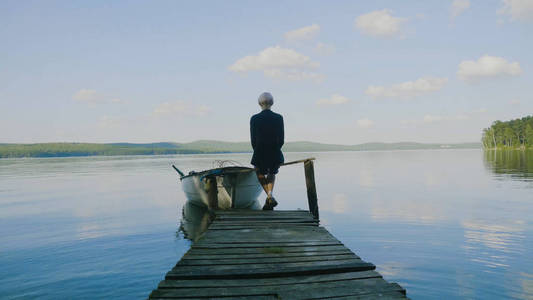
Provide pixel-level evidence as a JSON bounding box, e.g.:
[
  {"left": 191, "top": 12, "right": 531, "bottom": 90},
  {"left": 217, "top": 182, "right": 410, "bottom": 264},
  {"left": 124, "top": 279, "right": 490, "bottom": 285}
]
[
  {"left": 0, "top": 141, "right": 480, "bottom": 158},
  {"left": 0, "top": 143, "right": 202, "bottom": 158},
  {"left": 482, "top": 115, "right": 533, "bottom": 149}
]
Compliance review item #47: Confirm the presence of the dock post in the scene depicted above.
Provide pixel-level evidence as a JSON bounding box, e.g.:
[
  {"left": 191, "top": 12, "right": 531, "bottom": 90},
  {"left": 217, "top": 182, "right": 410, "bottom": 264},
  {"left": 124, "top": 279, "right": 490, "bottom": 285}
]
[
  {"left": 304, "top": 159, "right": 319, "bottom": 220},
  {"left": 207, "top": 176, "right": 218, "bottom": 210}
]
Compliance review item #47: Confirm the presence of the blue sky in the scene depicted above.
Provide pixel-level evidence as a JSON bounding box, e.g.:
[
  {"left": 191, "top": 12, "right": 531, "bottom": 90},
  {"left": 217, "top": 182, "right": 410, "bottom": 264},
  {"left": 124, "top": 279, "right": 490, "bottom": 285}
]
[{"left": 1, "top": 0, "right": 532, "bottom": 144}]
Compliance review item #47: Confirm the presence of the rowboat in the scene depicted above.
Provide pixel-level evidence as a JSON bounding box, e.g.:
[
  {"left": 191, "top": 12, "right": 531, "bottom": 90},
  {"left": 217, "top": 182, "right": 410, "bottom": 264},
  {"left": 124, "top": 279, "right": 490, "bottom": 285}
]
[{"left": 173, "top": 165, "right": 263, "bottom": 209}]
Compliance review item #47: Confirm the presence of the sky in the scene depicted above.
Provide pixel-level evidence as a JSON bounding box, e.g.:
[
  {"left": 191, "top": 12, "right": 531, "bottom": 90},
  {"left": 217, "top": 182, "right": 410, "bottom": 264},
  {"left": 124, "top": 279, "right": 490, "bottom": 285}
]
[{"left": 1, "top": 0, "right": 532, "bottom": 144}]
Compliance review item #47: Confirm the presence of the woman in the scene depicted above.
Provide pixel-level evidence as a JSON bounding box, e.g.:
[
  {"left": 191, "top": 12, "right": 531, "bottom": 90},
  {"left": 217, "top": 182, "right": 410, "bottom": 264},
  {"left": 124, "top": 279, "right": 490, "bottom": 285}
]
[{"left": 250, "top": 92, "right": 284, "bottom": 210}]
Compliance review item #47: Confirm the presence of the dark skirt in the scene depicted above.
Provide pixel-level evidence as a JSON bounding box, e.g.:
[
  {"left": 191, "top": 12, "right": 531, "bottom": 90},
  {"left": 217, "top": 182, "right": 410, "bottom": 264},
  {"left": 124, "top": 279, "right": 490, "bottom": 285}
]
[{"left": 251, "top": 147, "right": 284, "bottom": 169}]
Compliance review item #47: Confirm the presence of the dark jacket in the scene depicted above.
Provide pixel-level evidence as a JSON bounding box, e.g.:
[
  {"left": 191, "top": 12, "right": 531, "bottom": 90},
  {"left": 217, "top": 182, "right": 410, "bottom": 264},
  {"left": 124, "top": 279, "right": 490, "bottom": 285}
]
[{"left": 250, "top": 109, "right": 284, "bottom": 167}]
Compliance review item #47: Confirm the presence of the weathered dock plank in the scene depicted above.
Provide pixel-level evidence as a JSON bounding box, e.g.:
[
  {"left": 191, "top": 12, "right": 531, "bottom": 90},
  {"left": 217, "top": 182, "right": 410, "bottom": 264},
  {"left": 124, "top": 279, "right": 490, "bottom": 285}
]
[
  {"left": 148, "top": 210, "right": 407, "bottom": 299},
  {"left": 158, "top": 271, "right": 382, "bottom": 288},
  {"left": 181, "top": 250, "right": 356, "bottom": 260},
  {"left": 177, "top": 253, "right": 359, "bottom": 266},
  {"left": 152, "top": 279, "right": 405, "bottom": 299},
  {"left": 186, "top": 245, "right": 350, "bottom": 255}
]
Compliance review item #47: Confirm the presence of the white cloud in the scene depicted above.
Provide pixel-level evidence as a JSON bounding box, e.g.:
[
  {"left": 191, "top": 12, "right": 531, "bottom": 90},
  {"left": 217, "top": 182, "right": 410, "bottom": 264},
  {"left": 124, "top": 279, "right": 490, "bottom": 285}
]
[
  {"left": 451, "top": 0, "right": 470, "bottom": 19},
  {"left": 153, "top": 101, "right": 210, "bottom": 117},
  {"left": 229, "top": 46, "right": 318, "bottom": 72},
  {"left": 314, "top": 42, "right": 335, "bottom": 56},
  {"left": 284, "top": 24, "right": 320, "bottom": 42},
  {"left": 73, "top": 89, "right": 125, "bottom": 104},
  {"left": 316, "top": 94, "right": 350, "bottom": 105},
  {"left": 473, "top": 108, "right": 488, "bottom": 113},
  {"left": 499, "top": 0, "right": 533, "bottom": 22},
  {"left": 229, "top": 46, "right": 323, "bottom": 82},
  {"left": 263, "top": 69, "right": 325, "bottom": 82},
  {"left": 357, "top": 118, "right": 375, "bottom": 128},
  {"left": 355, "top": 9, "right": 407, "bottom": 38},
  {"left": 457, "top": 55, "right": 522, "bottom": 83},
  {"left": 366, "top": 77, "right": 448, "bottom": 99},
  {"left": 73, "top": 89, "right": 98, "bottom": 102}
]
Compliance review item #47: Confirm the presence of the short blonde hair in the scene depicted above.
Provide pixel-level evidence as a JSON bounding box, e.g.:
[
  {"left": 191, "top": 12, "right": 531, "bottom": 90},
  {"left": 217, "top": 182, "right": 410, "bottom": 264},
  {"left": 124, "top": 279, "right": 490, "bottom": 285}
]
[{"left": 258, "top": 92, "right": 274, "bottom": 108}]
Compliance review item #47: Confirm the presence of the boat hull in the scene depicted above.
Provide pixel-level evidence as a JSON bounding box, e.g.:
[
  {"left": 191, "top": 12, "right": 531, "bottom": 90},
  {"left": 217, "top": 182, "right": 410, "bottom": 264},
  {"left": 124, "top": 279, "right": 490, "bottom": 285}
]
[{"left": 181, "top": 167, "right": 262, "bottom": 209}]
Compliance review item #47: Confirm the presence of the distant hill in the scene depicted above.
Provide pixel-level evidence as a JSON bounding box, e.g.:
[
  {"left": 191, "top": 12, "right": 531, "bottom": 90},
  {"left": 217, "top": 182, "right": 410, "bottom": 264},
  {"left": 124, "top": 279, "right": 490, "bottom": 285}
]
[
  {"left": 175, "top": 140, "right": 481, "bottom": 152},
  {"left": 0, "top": 141, "right": 481, "bottom": 158}
]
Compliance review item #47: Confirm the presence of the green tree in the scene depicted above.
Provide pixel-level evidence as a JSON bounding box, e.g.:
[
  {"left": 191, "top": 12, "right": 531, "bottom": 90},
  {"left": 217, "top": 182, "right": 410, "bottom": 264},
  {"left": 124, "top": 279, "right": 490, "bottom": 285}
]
[
  {"left": 503, "top": 127, "right": 514, "bottom": 146},
  {"left": 482, "top": 115, "right": 533, "bottom": 149},
  {"left": 526, "top": 124, "right": 533, "bottom": 147}
]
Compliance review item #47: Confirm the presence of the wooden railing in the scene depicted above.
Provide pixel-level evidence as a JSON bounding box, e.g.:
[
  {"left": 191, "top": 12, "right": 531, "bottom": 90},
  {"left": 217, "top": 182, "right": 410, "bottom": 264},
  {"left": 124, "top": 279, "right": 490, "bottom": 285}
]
[
  {"left": 204, "top": 157, "right": 319, "bottom": 219},
  {"left": 303, "top": 158, "right": 319, "bottom": 220}
]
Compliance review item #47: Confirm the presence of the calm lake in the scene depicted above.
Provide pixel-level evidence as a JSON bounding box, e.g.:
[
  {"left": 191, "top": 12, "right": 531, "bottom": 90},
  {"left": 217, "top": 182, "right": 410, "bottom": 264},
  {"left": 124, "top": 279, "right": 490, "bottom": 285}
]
[{"left": 1, "top": 150, "right": 532, "bottom": 299}]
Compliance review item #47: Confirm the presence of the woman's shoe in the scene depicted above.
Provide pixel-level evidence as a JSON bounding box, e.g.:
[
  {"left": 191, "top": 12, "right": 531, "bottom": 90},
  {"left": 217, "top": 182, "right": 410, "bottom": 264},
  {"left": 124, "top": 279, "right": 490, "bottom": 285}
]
[
  {"left": 262, "top": 196, "right": 278, "bottom": 210},
  {"left": 269, "top": 197, "right": 278, "bottom": 208}
]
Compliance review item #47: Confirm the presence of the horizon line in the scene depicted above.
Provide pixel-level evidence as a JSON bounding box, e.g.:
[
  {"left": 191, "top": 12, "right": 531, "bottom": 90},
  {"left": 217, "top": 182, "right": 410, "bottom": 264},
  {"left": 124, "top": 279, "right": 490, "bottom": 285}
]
[{"left": 0, "top": 140, "right": 482, "bottom": 146}]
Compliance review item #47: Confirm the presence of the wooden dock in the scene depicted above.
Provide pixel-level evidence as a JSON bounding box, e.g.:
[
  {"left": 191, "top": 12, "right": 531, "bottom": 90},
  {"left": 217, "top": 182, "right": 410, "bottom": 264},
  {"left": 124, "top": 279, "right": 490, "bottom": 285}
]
[{"left": 148, "top": 209, "right": 407, "bottom": 299}]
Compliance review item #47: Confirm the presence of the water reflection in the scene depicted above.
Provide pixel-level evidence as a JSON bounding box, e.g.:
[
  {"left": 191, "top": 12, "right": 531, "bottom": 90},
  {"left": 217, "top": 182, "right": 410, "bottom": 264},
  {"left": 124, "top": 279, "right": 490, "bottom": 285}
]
[
  {"left": 484, "top": 150, "right": 533, "bottom": 181},
  {"left": 2, "top": 151, "right": 533, "bottom": 299},
  {"left": 463, "top": 220, "right": 525, "bottom": 254},
  {"left": 179, "top": 200, "right": 262, "bottom": 242},
  {"left": 520, "top": 273, "right": 533, "bottom": 300},
  {"left": 462, "top": 219, "right": 525, "bottom": 270},
  {"left": 179, "top": 202, "right": 211, "bottom": 242}
]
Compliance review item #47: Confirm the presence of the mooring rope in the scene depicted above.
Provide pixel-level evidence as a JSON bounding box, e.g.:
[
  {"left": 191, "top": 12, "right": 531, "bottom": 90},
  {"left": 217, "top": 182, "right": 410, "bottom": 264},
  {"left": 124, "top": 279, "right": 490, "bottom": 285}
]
[{"left": 212, "top": 160, "right": 243, "bottom": 168}]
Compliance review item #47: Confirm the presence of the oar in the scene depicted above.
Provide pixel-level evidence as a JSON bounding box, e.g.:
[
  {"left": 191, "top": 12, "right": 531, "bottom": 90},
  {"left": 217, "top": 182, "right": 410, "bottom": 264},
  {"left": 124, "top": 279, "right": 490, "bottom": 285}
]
[
  {"left": 172, "top": 157, "right": 315, "bottom": 177},
  {"left": 208, "top": 158, "right": 316, "bottom": 173},
  {"left": 280, "top": 157, "right": 315, "bottom": 167},
  {"left": 172, "top": 165, "right": 185, "bottom": 177}
]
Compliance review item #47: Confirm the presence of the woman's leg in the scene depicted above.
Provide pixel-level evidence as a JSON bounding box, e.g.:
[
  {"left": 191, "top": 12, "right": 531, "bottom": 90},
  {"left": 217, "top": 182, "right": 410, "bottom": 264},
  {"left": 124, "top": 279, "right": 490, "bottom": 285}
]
[
  {"left": 256, "top": 172, "right": 269, "bottom": 194},
  {"left": 257, "top": 173, "right": 275, "bottom": 198},
  {"left": 266, "top": 173, "right": 276, "bottom": 198}
]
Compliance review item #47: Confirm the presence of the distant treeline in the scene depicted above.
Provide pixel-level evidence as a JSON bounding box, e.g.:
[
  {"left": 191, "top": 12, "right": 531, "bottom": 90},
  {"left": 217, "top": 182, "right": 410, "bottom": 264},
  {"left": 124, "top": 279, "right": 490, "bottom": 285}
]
[
  {"left": 0, "top": 143, "right": 201, "bottom": 158},
  {"left": 482, "top": 115, "right": 533, "bottom": 149},
  {"left": 0, "top": 141, "right": 481, "bottom": 158}
]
